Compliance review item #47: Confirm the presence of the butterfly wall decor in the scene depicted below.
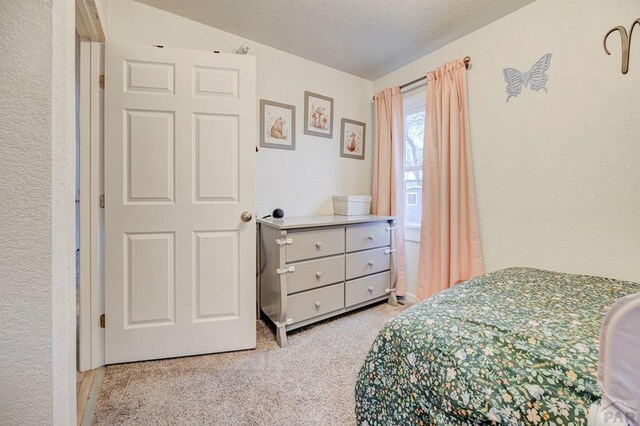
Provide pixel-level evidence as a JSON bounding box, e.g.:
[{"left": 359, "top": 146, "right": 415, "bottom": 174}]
[{"left": 503, "top": 53, "right": 552, "bottom": 102}]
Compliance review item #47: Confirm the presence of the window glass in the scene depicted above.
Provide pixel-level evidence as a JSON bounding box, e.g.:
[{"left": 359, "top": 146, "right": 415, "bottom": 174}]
[{"left": 403, "top": 88, "right": 425, "bottom": 228}]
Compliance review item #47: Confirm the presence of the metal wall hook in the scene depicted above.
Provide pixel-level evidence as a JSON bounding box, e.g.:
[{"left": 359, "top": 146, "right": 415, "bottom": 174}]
[{"left": 604, "top": 19, "right": 640, "bottom": 74}]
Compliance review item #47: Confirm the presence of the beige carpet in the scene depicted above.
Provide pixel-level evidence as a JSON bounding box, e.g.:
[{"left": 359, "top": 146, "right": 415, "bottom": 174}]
[{"left": 92, "top": 302, "right": 408, "bottom": 426}]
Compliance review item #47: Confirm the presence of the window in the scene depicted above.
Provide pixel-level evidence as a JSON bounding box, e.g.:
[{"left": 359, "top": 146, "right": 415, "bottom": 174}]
[
  {"left": 406, "top": 192, "right": 418, "bottom": 206},
  {"left": 403, "top": 88, "right": 426, "bottom": 229}
]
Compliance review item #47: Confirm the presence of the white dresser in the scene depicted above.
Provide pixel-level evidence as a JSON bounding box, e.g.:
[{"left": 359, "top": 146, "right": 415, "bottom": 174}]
[{"left": 257, "top": 215, "right": 398, "bottom": 347}]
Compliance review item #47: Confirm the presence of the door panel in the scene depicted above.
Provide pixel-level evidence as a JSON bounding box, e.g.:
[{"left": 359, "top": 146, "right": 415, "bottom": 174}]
[
  {"left": 193, "top": 231, "right": 239, "bottom": 321},
  {"left": 193, "top": 113, "right": 238, "bottom": 202},
  {"left": 125, "top": 60, "right": 175, "bottom": 94},
  {"left": 125, "top": 232, "right": 175, "bottom": 327},
  {"left": 193, "top": 66, "right": 238, "bottom": 98},
  {"left": 105, "top": 42, "right": 256, "bottom": 364},
  {"left": 125, "top": 109, "right": 175, "bottom": 203}
]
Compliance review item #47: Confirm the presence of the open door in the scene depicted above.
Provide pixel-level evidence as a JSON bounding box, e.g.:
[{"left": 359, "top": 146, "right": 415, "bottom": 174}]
[{"left": 104, "top": 42, "right": 256, "bottom": 364}]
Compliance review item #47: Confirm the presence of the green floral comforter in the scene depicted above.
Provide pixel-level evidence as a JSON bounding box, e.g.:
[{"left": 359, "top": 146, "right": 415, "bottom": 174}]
[{"left": 355, "top": 267, "right": 640, "bottom": 425}]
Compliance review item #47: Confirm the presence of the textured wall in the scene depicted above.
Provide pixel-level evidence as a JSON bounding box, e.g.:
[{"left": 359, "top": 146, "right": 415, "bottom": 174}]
[
  {"left": 97, "top": 0, "right": 374, "bottom": 218},
  {"left": 0, "top": 0, "right": 75, "bottom": 424},
  {"left": 375, "top": 0, "right": 640, "bottom": 292}
]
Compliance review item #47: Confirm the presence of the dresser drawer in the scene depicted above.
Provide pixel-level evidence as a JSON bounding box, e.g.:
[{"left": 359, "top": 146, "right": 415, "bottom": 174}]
[
  {"left": 345, "top": 271, "right": 391, "bottom": 307},
  {"left": 346, "top": 222, "right": 391, "bottom": 253},
  {"left": 286, "top": 227, "right": 345, "bottom": 262},
  {"left": 345, "top": 246, "right": 391, "bottom": 280},
  {"left": 287, "top": 283, "right": 344, "bottom": 324},
  {"left": 287, "top": 255, "right": 345, "bottom": 294}
]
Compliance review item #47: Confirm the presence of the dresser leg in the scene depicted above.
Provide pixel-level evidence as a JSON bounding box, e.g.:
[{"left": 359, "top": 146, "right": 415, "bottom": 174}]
[
  {"left": 276, "top": 327, "right": 288, "bottom": 347},
  {"left": 387, "top": 292, "right": 398, "bottom": 307}
]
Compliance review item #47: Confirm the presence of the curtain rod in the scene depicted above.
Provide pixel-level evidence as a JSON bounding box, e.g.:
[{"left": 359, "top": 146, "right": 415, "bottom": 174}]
[{"left": 372, "top": 56, "right": 471, "bottom": 100}]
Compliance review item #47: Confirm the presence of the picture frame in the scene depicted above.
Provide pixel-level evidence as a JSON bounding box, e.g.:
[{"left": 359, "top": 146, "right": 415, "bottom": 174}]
[
  {"left": 260, "top": 99, "right": 296, "bottom": 150},
  {"left": 303, "top": 91, "right": 334, "bottom": 138},
  {"left": 340, "top": 118, "right": 366, "bottom": 160}
]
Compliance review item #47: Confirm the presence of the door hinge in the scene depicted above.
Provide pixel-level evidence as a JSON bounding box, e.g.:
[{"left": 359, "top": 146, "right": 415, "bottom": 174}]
[
  {"left": 99, "top": 194, "right": 105, "bottom": 209},
  {"left": 99, "top": 74, "right": 105, "bottom": 89},
  {"left": 99, "top": 314, "right": 105, "bottom": 328}
]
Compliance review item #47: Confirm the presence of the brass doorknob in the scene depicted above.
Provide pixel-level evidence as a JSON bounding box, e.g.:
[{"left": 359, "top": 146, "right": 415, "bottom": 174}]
[{"left": 240, "top": 211, "right": 252, "bottom": 222}]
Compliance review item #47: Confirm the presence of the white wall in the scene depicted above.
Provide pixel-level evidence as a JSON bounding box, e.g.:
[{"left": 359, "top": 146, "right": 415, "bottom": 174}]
[
  {"left": 0, "top": 0, "right": 76, "bottom": 424},
  {"left": 376, "top": 0, "right": 640, "bottom": 293},
  {"left": 97, "top": 0, "right": 374, "bottom": 218}
]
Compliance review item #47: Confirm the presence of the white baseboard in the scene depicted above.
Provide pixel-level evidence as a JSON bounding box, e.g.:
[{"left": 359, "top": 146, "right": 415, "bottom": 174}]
[{"left": 401, "top": 292, "right": 419, "bottom": 304}]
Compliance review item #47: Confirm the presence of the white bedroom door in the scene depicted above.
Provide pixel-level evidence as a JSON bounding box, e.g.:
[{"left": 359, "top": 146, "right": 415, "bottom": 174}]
[{"left": 104, "top": 42, "right": 256, "bottom": 364}]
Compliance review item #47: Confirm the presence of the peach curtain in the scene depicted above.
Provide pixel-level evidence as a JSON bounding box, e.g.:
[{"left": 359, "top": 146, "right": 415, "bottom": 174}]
[
  {"left": 416, "top": 59, "right": 484, "bottom": 300},
  {"left": 372, "top": 87, "right": 406, "bottom": 296}
]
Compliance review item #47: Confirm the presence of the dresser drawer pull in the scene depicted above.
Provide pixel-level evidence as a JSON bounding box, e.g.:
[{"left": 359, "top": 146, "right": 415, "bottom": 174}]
[
  {"left": 315, "top": 271, "right": 322, "bottom": 278},
  {"left": 367, "top": 235, "right": 374, "bottom": 240},
  {"left": 315, "top": 241, "right": 322, "bottom": 248},
  {"left": 315, "top": 301, "right": 322, "bottom": 308},
  {"left": 368, "top": 286, "right": 374, "bottom": 293},
  {"left": 368, "top": 260, "right": 374, "bottom": 266}
]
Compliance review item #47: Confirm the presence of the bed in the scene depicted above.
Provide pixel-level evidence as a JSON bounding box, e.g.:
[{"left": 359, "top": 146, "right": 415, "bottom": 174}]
[{"left": 355, "top": 267, "right": 640, "bottom": 425}]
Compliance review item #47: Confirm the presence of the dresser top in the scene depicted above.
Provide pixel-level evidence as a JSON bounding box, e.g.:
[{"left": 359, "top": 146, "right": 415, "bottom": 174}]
[{"left": 257, "top": 215, "right": 395, "bottom": 230}]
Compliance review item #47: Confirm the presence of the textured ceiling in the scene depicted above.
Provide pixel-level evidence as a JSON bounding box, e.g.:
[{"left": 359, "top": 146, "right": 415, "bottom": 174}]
[{"left": 135, "top": 0, "right": 536, "bottom": 79}]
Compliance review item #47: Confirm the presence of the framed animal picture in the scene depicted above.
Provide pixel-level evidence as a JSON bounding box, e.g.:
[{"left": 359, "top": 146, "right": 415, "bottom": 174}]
[
  {"left": 260, "top": 99, "right": 295, "bottom": 150},
  {"left": 340, "top": 118, "right": 366, "bottom": 160},
  {"left": 304, "top": 91, "right": 334, "bottom": 138}
]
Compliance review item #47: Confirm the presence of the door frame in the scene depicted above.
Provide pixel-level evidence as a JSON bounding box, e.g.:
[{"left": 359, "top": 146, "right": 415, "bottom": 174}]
[{"left": 78, "top": 40, "right": 105, "bottom": 371}]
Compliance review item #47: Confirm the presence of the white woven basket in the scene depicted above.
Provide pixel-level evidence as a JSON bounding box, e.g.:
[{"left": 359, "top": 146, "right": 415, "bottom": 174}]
[{"left": 332, "top": 195, "right": 371, "bottom": 216}]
